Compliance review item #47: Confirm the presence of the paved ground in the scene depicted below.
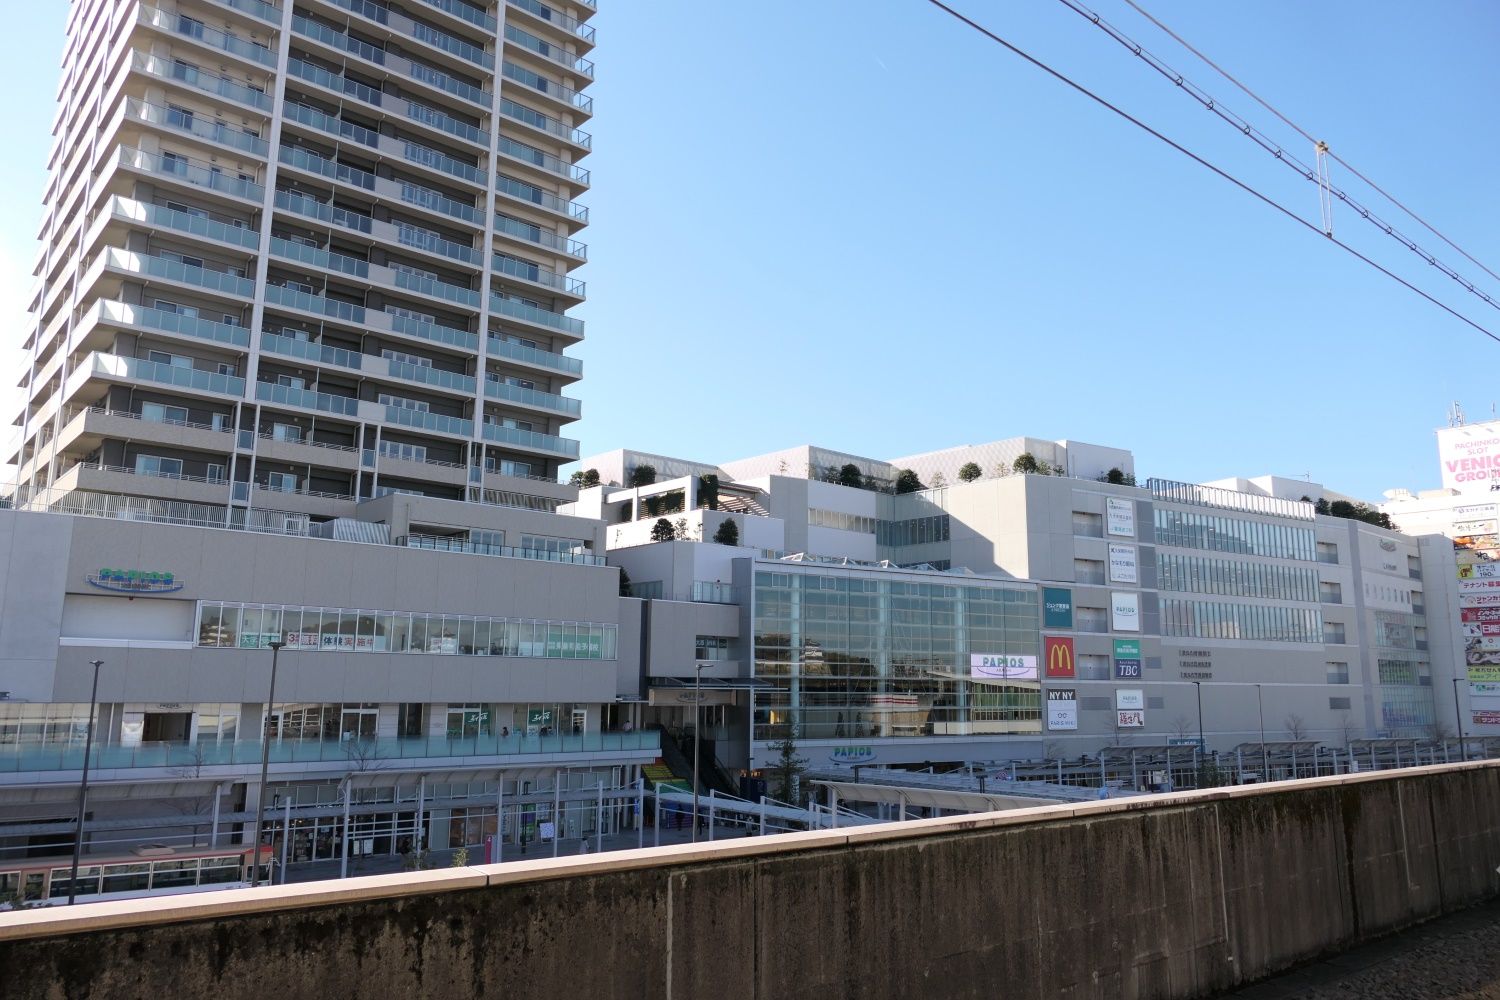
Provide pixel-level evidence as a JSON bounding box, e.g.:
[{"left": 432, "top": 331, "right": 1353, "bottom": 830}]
[{"left": 1217, "top": 898, "right": 1500, "bottom": 999}]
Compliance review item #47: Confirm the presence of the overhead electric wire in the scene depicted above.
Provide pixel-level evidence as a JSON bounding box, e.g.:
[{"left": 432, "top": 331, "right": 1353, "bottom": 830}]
[
  {"left": 1049, "top": 0, "right": 1500, "bottom": 316},
  {"left": 1119, "top": 0, "right": 1500, "bottom": 287},
  {"left": 920, "top": 0, "right": 1500, "bottom": 345}
]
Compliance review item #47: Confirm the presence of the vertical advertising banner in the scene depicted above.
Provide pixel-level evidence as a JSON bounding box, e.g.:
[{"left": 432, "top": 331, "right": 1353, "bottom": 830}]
[
  {"left": 1046, "top": 688, "right": 1078, "bottom": 731},
  {"left": 1113, "top": 638, "right": 1142, "bottom": 678},
  {"left": 1438, "top": 423, "right": 1500, "bottom": 496},
  {"left": 1107, "top": 543, "right": 1138, "bottom": 584},
  {"left": 1042, "top": 587, "right": 1074, "bottom": 629},
  {"left": 1044, "top": 636, "right": 1076, "bottom": 679},
  {"left": 1111, "top": 592, "right": 1141, "bottom": 632},
  {"left": 1106, "top": 497, "right": 1136, "bottom": 537}
]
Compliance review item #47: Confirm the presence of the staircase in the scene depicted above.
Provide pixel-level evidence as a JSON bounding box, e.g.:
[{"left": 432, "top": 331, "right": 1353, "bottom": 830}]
[{"left": 643, "top": 762, "right": 690, "bottom": 793}]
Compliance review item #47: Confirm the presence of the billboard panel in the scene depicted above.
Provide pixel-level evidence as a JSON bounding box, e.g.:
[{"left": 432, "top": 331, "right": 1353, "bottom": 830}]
[
  {"left": 1111, "top": 592, "right": 1141, "bottom": 632},
  {"left": 1044, "top": 636, "right": 1076, "bottom": 678},
  {"left": 1439, "top": 422, "right": 1500, "bottom": 495},
  {"left": 1106, "top": 497, "right": 1135, "bottom": 537},
  {"left": 1108, "top": 543, "right": 1138, "bottom": 584},
  {"left": 1042, "top": 588, "right": 1074, "bottom": 629},
  {"left": 1116, "top": 709, "right": 1145, "bottom": 728},
  {"left": 1116, "top": 689, "right": 1145, "bottom": 711},
  {"left": 971, "top": 654, "right": 1038, "bottom": 681},
  {"left": 1046, "top": 688, "right": 1078, "bottom": 731}
]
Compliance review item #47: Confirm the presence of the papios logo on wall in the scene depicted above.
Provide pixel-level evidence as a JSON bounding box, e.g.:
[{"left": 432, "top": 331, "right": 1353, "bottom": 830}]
[
  {"left": 971, "top": 654, "right": 1038, "bottom": 681},
  {"left": 87, "top": 569, "right": 183, "bottom": 594},
  {"left": 830, "top": 746, "right": 876, "bottom": 764},
  {"left": 1044, "top": 636, "right": 1075, "bottom": 679}
]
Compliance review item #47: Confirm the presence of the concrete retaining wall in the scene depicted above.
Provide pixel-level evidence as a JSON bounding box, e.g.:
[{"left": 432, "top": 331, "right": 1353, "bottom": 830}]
[{"left": 5, "top": 762, "right": 1500, "bottom": 999}]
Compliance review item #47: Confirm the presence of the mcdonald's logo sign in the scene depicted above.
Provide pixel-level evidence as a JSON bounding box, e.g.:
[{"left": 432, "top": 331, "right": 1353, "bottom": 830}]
[{"left": 1044, "top": 636, "right": 1075, "bottom": 679}]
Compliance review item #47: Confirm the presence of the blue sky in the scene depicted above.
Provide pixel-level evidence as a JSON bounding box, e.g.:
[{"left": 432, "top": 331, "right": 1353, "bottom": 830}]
[{"left": 3, "top": 2, "right": 1496, "bottom": 500}]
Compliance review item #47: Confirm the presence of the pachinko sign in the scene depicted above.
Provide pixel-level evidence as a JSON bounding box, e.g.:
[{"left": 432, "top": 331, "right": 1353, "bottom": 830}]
[{"left": 1439, "top": 422, "right": 1500, "bottom": 495}]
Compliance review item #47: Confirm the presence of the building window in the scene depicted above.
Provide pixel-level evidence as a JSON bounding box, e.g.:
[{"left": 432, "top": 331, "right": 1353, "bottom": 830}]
[
  {"left": 695, "top": 636, "right": 731, "bottom": 661},
  {"left": 1326, "top": 662, "right": 1350, "bottom": 684}
]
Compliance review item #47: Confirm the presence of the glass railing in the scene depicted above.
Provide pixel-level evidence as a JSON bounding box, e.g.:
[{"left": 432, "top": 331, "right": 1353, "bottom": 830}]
[
  {"left": 274, "top": 189, "right": 374, "bottom": 233},
  {"left": 119, "top": 147, "right": 263, "bottom": 201},
  {"left": 0, "top": 730, "right": 657, "bottom": 773},
  {"left": 291, "top": 14, "right": 389, "bottom": 67},
  {"left": 393, "top": 268, "right": 480, "bottom": 308},
  {"left": 110, "top": 198, "right": 259, "bottom": 249},
  {"left": 255, "top": 379, "right": 361, "bottom": 415},
  {"left": 269, "top": 235, "right": 371, "bottom": 278},
  {"left": 135, "top": 51, "right": 272, "bottom": 110},
  {"left": 501, "top": 60, "right": 592, "bottom": 114},
  {"left": 264, "top": 283, "right": 366, "bottom": 323},
  {"left": 91, "top": 353, "right": 246, "bottom": 396},
  {"left": 480, "top": 420, "right": 579, "bottom": 457},
  {"left": 492, "top": 253, "right": 585, "bottom": 296},
  {"left": 283, "top": 100, "right": 379, "bottom": 148},
  {"left": 483, "top": 378, "right": 580, "bottom": 415},
  {"left": 499, "top": 98, "right": 591, "bottom": 148},
  {"left": 402, "top": 533, "right": 604, "bottom": 565},
  {"left": 492, "top": 212, "right": 586, "bottom": 257},
  {"left": 277, "top": 145, "right": 376, "bottom": 191},
  {"left": 126, "top": 98, "right": 269, "bottom": 156},
  {"left": 416, "top": 0, "right": 495, "bottom": 31},
  {"left": 404, "top": 100, "right": 487, "bottom": 146},
  {"left": 208, "top": 0, "right": 280, "bottom": 23},
  {"left": 390, "top": 359, "right": 476, "bottom": 393},
  {"left": 498, "top": 135, "right": 589, "bottom": 183},
  {"left": 141, "top": 4, "right": 276, "bottom": 66},
  {"left": 504, "top": 23, "right": 593, "bottom": 78},
  {"left": 507, "top": 0, "right": 595, "bottom": 44},
  {"left": 401, "top": 140, "right": 483, "bottom": 183},
  {"left": 97, "top": 300, "right": 250, "bottom": 348},
  {"left": 385, "top": 405, "right": 474, "bottom": 436},
  {"left": 408, "top": 60, "right": 491, "bottom": 106},
  {"left": 389, "top": 313, "right": 478, "bottom": 351},
  {"left": 490, "top": 294, "right": 584, "bottom": 336},
  {"left": 400, "top": 182, "right": 480, "bottom": 223},
  {"left": 286, "top": 57, "right": 384, "bottom": 109},
  {"left": 412, "top": 20, "right": 494, "bottom": 69},
  {"left": 496, "top": 174, "right": 589, "bottom": 222},
  {"left": 396, "top": 224, "right": 481, "bottom": 265},
  {"left": 486, "top": 335, "right": 582, "bottom": 375},
  {"left": 102, "top": 249, "right": 256, "bottom": 298},
  {"left": 261, "top": 332, "right": 364, "bottom": 370}
]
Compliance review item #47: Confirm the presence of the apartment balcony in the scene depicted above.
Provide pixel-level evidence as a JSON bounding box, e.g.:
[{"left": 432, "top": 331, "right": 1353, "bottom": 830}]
[
  {"left": 255, "top": 433, "right": 361, "bottom": 472},
  {"left": 503, "top": 23, "right": 593, "bottom": 79},
  {"left": 130, "top": 51, "right": 274, "bottom": 113},
  {"left": 492, "top": 212, "right": 587, "bottom": 260},
  {"left": 496, "top": 173, "right": 589, "bottom": 225},
  {"left": 379, "top": 404, "right": 475, "bottom": 439},
  {"left": 267, "top": 238, "right": 486, "bottom": 322},
  {"left": 138, "top": 4, "right": 277, "bottom": 69},
  {"left": 54, "top": 462, "right": 232, "bottom": 506},
  {"left": 412, "top": 0, "right": 496, "bottom": 35},
  {"left": 480, "top": 420, "right": 579, "bottom": 460},
  {"left": 388, "top": 313, "right": 480, "bottom": 353},
  {"left": 499, "top": 97, "right": 592, "bottom": 151},
  {"left": 74, "top": 300, "right": 250, "bottom": 358},
  {"left": 204, "top": 0, "right": 281, "bottom": 26},
  {"left": 482, "top": 378, "right": 580, "bottom": 419},
  {"left": 249, "top": 482, "right": 357, "bottom": 519},
  {"left": 254, "top": 379, "right": 361, "bottom": 418},
  {"left": 492, "top": 253, "right": 585, "bottom": 301},
  {"left": 260, "top": 331, "right": 478, "bottom": 399},
  {"left": 100, "top": 196, "right": 260, "bottom": 255},
  {"left": 506, "top": 0, "right": 596, "bottom": 51},
  {"left": 497, "top": 135, "right": 590, "bottom": 188},
  {"left": 74, "top": 353, "right": 246, "bottom": 403},
  {"left": 262, "top": 282, "right": 369, "bottom": 328},
  {"left": 0, "top": 731, "right": 658, "bottom": 776},
  {"left": 122, "top": 98, "right": 269, "bottom": 159},
  {"left": 486, "top": 334, "right": 583, "bottom": 382},
  {"left": 490, "top": 293, "right": 584, "bottom": 339},
  {"left": 326, "top": 0, "right": 496, "bottom": 72},
  {"left": 54, "top": 406, "right": 234, "bottom": 459},
  {"left": 95, "top": 248, "right": 255, "bottom": 305},
  {"left": 290, "top": 14, "right": 492, "bottom": 112},
  {"left": 285, "top": 56, "right": 490, "bottom": 153},
  {"left": 375, "top": 451, "right": 468, "bottom": 487},
  {"left": 116, "top": 147, "right": 264, "bottom": 204},
  {"left": 500, "top": 60, "right": 592, "bottom": 119},
  {"left": 400, "top": 532, "right": 604, "bottom": 565},
  {"left": 279, "top": 100, "right": 486, "bottom": 190}
]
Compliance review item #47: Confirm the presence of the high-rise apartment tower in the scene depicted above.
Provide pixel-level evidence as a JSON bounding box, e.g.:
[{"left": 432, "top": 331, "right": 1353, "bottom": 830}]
[{"left": 12, "top": 0, "right": 595, "bottom": 519}]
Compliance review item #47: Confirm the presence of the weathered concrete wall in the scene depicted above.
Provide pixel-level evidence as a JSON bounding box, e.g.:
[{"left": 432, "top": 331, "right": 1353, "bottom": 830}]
[{"left": 5, "top": 762, "right": 1500, "bottom": 1000}]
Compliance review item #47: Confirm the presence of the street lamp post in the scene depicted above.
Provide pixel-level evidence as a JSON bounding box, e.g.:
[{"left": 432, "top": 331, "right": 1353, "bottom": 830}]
[
  {"left": 1256, "top": 683, "right": 1268, "bottom": 781},
  {"left": 1453, "top": 677, "right": 1467, "bottom": 762},
  {"left": 691, "top": 663, "right": 705, "bottom": 842},
  {"left": 66, "top": 659, "right": 103, "bottom": 905},
  {"left": 250, "top": 640, "right": 285, "bottom": 888},
  {"left": 1192, "top": 680, "right": 1205, "bottom": 752}
]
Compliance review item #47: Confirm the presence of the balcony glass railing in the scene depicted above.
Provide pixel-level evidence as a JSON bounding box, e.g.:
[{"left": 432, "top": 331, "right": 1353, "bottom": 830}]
[
  {"left": 501, "top": 60, "right": 592, "bottom": 115},
  {"left": 480, "top": 420, "right": 579, "bottom": 457},
  {"left": 0, "top": 731, "right": 659, "bottom": 774},
  {"left": 396, "top": 224, "right": 481, "bottom": 266},
  {"left": 496, "top": 174, "right": 589, "bottom": 222},
  {"left": 385, "top": 405, "right": 474, "bottom": 436},
  {"left": 269, "top": 235, "right": 372, "bottom": 279},
  {"left": 491, "top": 294, "right": 584, "bottom": 336},
  {"left": 393, "top": 268, "right": 480, "bottom": 308},
  {"left": 498, "top": 135, "right": 589, "bottom": 183},
  {"left": 274, "top": 189, "right": 374, "bottom": 233},
  {"left": 264, "top": 283, "right": 367, "bottom": 324},
  {"left": 493, "top": 213, "right": 587, "bottom": 258},
  {"left": 404, "top": 99, "right": 488, "bottom": 146},
  {"left": 399, "top": 182, "right": 480, "bottom": 224},
  {"left": 504, "top": 23, "right": 593, "bottom": 78},
  {"left": 101, "top": 249, "right": 256, "bottom": 299},
  {"left": 208, "top": 0, "right": 280, "bottom": 23},
  {"left": 255, "top": 379, "right": 361, "bottom": 416},
  {"left": 109, "top": 197, "right": 259, "bottom": 249},
  {"left": 402, "top": 533, "right": 604, "bottom": 565},
  {"left": 134, "top": 51, "right": 272, "bottom": 110},
  {"left": 96, "top": 300, "right": 250, "bottom": 348},
  {"left": 390, "top": 313, "right": 479, "bottom": 351},
  {"left": 390, "top": 360, "right": 476, "bottom": 394},
  {"left": 141, "top": 4, "right": 276, "bottom": 66},
  {"left": 283, "top": 100, "right": 379, "bottom": 149},
  {"left": 90, "top": 353, "right": 246, "bottom": 396},
  {"left": 261, "top": 332, "right": 364, "bottom": 370},
  {"left": 492, "top": 254, "right": 585, "bottom": 296},
  {"left": 277, "top": 145, "right": 376, "bottom": 191},
  {"left": 499, "top": 98, "right": 591, "bottom": 148},
  {"left": 286, "top": 57, "right": 385, "bottom": 110},
  {"left": 119, "top": 147, "right": 263, "bottom": 201},
  {"left": 507, "top": 0, "right": 595, "bottom": 44},
  {"left": 408, "top": 60, "right": 491, "bottom": 106},
  {"left": 291, "top": 14, "right": 389, "bottom": 68},
  {"left": 126, "top": 99, "right": 269, "bottom": 156},
  {"left": 415, "top": 0, "right": 495, "bottom": 32},
  {"left": 483, "top": 378, "right": 580, "bottom": 416},
  {"left": 412, "top": 20, "right": 494, "bottom": 69},
  {"left": 486, "top": 335, "right": 583, "bottom": 375},
  {"left": 401, "top": 140, "right": 483, "bottom": 184}
]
